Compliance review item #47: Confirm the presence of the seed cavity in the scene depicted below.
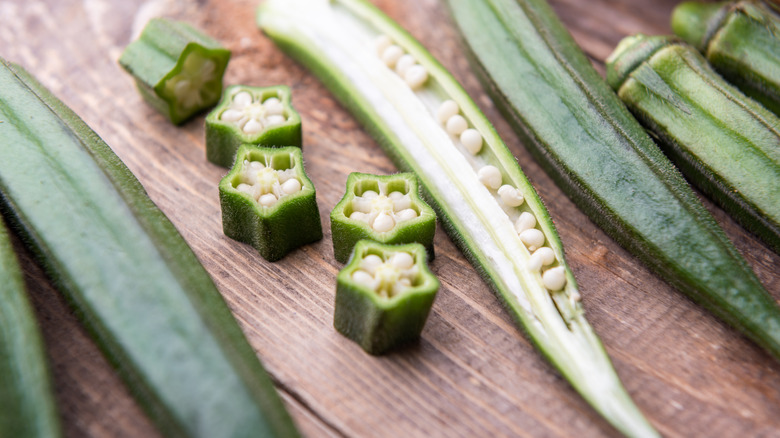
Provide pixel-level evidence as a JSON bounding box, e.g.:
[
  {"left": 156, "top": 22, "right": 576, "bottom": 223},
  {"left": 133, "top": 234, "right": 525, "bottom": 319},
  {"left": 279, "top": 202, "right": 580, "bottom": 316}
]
[
  {"left": 477, "top": 165, "right": 502, "bottom": 190},
  {"left": 349, "top": 184, "right": 420, "bottom": 233},
  {"left": 233, "top": 158, "right": 302, "bottom": 207},
  {"left": 498, "top": 185, "right": 524, "bottom": 207},
  {"left": 351, "top": 250, "right": 421, "bottom": 298},
  {"left": 219, "top": 89, "right": 290, "bottom": 135}
]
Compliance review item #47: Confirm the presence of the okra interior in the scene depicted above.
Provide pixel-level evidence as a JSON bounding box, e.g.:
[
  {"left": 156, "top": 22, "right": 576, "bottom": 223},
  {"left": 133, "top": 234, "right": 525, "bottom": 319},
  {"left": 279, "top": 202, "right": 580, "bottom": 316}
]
[
  {"left": 229, "top": 149, "right": 304, "bottom": 209},
  {"left": 217, "top": 87, "right": 294, "bottom": 135},
  {"left": 347, "top": 246, "right": 428, "bottom": 299}
]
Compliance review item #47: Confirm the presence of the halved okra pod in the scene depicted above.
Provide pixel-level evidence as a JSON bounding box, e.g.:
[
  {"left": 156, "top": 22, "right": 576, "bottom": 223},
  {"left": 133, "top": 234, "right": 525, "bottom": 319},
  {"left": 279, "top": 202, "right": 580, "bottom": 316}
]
[
  {"left": 119, "top": 17, "right": 231, "bottom": 125},
  {"left": 258, "top": 0, "right": 656, "bottom": 435},
  {"left": 0, "top": 58, "right": 298, "bottom": 438},
  {"left": 447, "top": 0, "right": 780, "bottom": 369},
  {"left": 607, "top": 34, "right": 780, "bottom": 254},
  {"left": 335, "top": 240, "right": 439, "bottom": 355},
  {"left": 330, "top": 172, "right": 436, "bottom": 263},
  {"left": 220, "top": 144, "right": 322, "bottom": 261},
  {"left": 0, "top": 219, "right": 61, "bottom": 438},
  {"left": 672, "top": 1, "right": 780, "bottom": 117},
  {"left": 206, "top": 85, "right": 302, "bottom": 167}
]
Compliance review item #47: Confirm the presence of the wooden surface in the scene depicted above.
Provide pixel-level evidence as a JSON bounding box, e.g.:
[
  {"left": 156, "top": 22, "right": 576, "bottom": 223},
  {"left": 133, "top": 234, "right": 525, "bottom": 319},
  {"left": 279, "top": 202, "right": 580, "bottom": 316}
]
[{"left": 2, "top": 0, "right": 780, "bottom": 437}]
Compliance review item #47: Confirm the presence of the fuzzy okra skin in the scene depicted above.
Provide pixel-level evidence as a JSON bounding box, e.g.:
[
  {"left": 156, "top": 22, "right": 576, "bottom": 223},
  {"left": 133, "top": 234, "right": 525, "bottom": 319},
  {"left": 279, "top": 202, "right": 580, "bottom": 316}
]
[
  {"left": 447, "top": 0, "right": 780, "bottom": 363},
  {"left": 0, "top": 219, "right": 61, "bottom": 438},
  {"left": 607, "top": 34, "right": 780, "bottom": 254},
  {"left": 0, "top": 59, "right": 298, "bottom": 438},
  {"left": 672, "top": 1, "right": 780, "bottom": 117},
  {"left": 258, "top": 1, "right": 657, "bottom": 436}
]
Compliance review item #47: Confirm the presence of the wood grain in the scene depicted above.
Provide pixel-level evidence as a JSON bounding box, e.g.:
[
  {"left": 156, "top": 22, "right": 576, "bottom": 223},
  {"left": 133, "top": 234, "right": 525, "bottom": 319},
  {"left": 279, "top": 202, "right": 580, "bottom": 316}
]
[{"left": 1, "top": 0, "right": 779, "bottom": 437}]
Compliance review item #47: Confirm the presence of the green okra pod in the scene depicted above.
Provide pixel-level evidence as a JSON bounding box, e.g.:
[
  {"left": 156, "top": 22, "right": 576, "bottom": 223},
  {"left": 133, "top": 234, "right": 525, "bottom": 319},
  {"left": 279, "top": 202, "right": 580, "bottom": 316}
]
[
  {"left": 672, "top": 1, "right": 780, "bottom": 117},
  {"left": 447, "top": 0, "right": 780, "bottom": 366},
  {"left": 0, "top": 58, "right": 298, "bottom": 438},
  {"left": 258, "top": 0, "right": 657, "bottom": 435},
  {"left": 607, "top": 34, "right": 780, "bottom": 254},
  {"left": 330, "top": 172, "right": 436, "bottom": 263},
  {"left": 0, "top": 218, "right": 61, "bottom": 438},
  {"left": 334, "top": 240, "right": 439, "bottom": 355},
  {"left": 220, "top": 144, "right": 322, "bottom": 261},
  {"left": 206, "top": 84, "right": 302, "bottom": 167},
  {"left": 119, "top": 17, "right": 231, "bottom": 125}
]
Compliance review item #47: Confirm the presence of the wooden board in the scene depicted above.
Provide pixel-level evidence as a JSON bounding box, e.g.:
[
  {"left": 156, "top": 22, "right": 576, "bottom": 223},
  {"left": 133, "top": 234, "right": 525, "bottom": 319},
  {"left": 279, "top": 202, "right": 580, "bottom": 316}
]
[{"left": 2, "top": 0, "right": 779, "bottom": 437}]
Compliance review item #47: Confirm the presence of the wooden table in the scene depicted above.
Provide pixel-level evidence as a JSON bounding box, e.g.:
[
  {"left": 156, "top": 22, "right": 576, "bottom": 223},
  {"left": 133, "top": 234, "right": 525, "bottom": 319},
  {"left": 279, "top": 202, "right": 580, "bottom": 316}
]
[{"left": 2, "top": 0, "right": 779, "bottom": 437}]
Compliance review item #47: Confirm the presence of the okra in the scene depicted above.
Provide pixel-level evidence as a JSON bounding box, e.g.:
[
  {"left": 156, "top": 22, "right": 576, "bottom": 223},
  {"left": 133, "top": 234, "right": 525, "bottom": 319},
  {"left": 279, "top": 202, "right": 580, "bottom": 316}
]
[
  {"left": 119, "top": 17, "right": 231, "bottom": 125},
  {"left": 219, "top": 144, "right": 322, "bottom": 261},
  {"left": 0, "top": 59, "right": 298, "bottom": 438},
  {"left": 672, "top": 1, "right": 780, "bottom": 117},
  {"left": 607, "top": 34, "right": 780, "bottom": 254},
  {"left": 447, "top": 0, "right": 780, "bottom": 365},
  {"left": 0, "top": 218, "right": 61, "bottom": 438},
  {"left": 258, "top": 1, "right": 657, "bottom": 435},
  {"left": 335, "top": 240, "right": 439, "bottom": 354},
  {"left": 206, "top": 85, "right": 302, "bottom": 167},
  {"left": 330, "top": 172, "right": 436, "bottom": 263}
]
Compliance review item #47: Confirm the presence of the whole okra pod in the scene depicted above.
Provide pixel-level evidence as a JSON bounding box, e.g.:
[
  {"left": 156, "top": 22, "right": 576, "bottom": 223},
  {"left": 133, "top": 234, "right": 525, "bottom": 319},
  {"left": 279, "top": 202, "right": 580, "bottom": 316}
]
[
  {"left": 607, "top": 34, "right": 780, "bottom": 254},
  {"left": 672, "top": 1, "right": 780, "bottom": 117}
]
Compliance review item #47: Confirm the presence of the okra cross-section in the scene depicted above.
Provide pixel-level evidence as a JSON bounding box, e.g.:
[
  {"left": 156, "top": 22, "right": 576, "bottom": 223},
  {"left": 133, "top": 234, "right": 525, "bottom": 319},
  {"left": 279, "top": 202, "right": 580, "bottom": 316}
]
[
  {"left": 119, "top": 18, "right": 231, "bottom": 125},
  {"left": 206, "top": 85, "right": 302, "bottom": 167},
  {"left": 219, "top": 145, "right": 322, "bottom": 261},
  {"left": 334, "top": 240, "right": 439, "bottom": 355},
  {"left": 330, "top": 172, "right": 436, "bottom": 263}
]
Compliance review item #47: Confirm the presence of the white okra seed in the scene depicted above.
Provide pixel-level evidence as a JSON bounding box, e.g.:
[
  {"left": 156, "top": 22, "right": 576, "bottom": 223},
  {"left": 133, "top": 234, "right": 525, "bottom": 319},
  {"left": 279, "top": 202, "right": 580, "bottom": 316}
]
[
  {"left": 514, "top": 212, "right": 536, "bottom": 233},
  {"left": 477, "top": 165, "right": 502, "bottom": 190},
  {"left": 460, "top": 129, "right": 483, "bottom": 155},
  {"left": 258, "top": 193, "right": 277, "bottom": 207},
  {"left": 446, "top": 115, "right": 468, "bottom": 136},
  {"left": 381, "top": 45, "right": 404, "bottom": 68},
  {"left": 396, "top": 208, "right": 418, "bottom": 222},
  {"left": 533, "top": 247, "right": 556, "bottom": 266},
  {"left": 542, "top": 266, "right": 567, "bottom": 291},
  {"left": 404, "top": 65, "right": 428, "bottom": 89},
  {"left": 498, "top": 185, "right": 524, "bottom": 207},
  {"left": 352, "top": 270, "right": 376, "bottom": 288},
  {"left": 374, "top": 34, "right": 392, "bottom": 56},
  {"left": 388, "top": 191, "right": 404, "bottom": 200},
  {"left": 372, "top": 212, "right": 395, "bottom": 232},
  {"left": 361, "top": 190, "right": 379, "bottom": 199},
  {"left": 519, "top": 228, "right": 545, "bottom": 251},
  {"left": 263, "top": 98, "right": 285, "bottom": 115},
  {"left": 528, "top": 252, "right": 544, "bottom": 271},
  {"left": 243, "top": 118, "right": 264, "bottom": 134},
  {"left": 360, "top": 254, "right": 383, "bottom": 274},
  {"left": 233, "top": 91, "right": 253, "bottom": 108},
  {"left": 390, "top": 252, "right": 414, "bottom": 270},
  {"left": 436, "top": 100, "right": 459, "bottom": 124},
  {"left": 349, "top": 211, "right": 367, "bottom": 221},
  {"left": 392, "top": 194, "right": 412, "bottom": 211},
  {"left": 220, "top": 109, "right": 243, "bottom": 122},
  {"left": 281, "top": 178, "right": 302, "bottom": 195},
  {"left": 395, "top": 54, "right": 415, "bottom": 76},
  {"left": 265, "top": 115, "right": 286, "bottom": 126}
]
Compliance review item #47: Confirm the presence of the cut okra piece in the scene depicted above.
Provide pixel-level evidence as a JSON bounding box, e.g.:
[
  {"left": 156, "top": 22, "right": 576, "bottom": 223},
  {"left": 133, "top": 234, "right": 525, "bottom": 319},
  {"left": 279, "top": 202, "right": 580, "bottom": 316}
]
[
  {"left": 206, "top": 85, "right": 302, "bottom": 167},
  {"left": 119, "top": 17, "right": 231, "bottom": 125},
  {"left": 219, "top": 145, "right": 322, "bottom": 261},
  {"left": 330, "top": 172, "right": 436, "bottom": 263},
  {"left": 334, "top": 240, "right": 439, "bottom": 355}
]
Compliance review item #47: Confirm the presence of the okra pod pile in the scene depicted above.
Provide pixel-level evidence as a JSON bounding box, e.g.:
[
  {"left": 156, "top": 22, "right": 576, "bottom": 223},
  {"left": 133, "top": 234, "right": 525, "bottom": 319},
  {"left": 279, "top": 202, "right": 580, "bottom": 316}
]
[
  {"left": 258, "top": 0, "right": 657, "bottom": 435},
  {"left": 447, "top": 0, "right": 780, "bottom": 363}
]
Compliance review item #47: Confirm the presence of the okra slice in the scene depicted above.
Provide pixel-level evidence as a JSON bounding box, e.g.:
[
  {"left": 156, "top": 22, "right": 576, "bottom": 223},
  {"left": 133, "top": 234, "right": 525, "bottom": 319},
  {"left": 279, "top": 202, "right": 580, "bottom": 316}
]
[
  {"left": 258, "top": 0, "right": 655, "bottom": 435},
  {"left": 0, "top": 219, "right": 61, "bottom": 438},
  {"left": 607, "top": 34, "right": 780, "bottom": 254},
  {"left": 119, "top": 17, "right": 231, "bottom": 125},
  {"left": 672, "top": 1, "right": 780, "bottom": 117},
  {"left": 0, "top": 59, "right": 299, "bottom": 438},
  {"left": 334, "top": 240, "right": 439, "bottom": 355},
  {"left": 330, "top": 172, "right": 436, "bottom": 263},
  {"left": 206, "top": 84, "right": 302, "bottom": 167},
  {"left": 220, "top": 144, "right": 322, "bottom": 261}
]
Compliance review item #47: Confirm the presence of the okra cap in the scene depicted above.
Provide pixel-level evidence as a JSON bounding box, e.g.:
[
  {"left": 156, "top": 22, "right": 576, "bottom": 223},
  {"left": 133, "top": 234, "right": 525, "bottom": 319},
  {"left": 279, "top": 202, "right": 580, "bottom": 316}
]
[{"left": 606, "top": 34, "right": 677, "bottom": 90}]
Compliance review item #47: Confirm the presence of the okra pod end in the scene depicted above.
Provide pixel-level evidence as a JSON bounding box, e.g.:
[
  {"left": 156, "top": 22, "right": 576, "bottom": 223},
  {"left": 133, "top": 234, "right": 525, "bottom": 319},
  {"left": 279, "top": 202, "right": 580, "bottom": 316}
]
[
  {"left": 606, "top": 34, "right": 675, "bottom": 90},
  {"left": 334, "top": 240, "right": 439, "bottom": 355},
  {"left": 671, "top": 1, "right": 730, "bottom": 51}
]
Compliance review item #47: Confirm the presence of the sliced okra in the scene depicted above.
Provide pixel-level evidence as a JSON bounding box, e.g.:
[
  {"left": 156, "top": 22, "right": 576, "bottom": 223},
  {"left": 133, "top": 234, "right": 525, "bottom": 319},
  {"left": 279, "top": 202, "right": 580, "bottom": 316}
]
[
  {"left": 334, "top": 240, "right": 439, "bottom": 355},
  {"left": 330, "top": 172, "right": 436, "bottom": 263},
  {"left": 119, "top": 17, "right": 231, "bottom": 125},
  {"left": 206, "top": 85, "right": 302, "bottom": 167},
  {"left": 219, "top": 145, "right": 322, "bottom": 261}
]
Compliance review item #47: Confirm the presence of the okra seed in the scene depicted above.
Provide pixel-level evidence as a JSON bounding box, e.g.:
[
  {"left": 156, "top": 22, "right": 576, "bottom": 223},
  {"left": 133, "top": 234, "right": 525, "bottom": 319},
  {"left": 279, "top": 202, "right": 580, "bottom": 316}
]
[
  {"left": 388, "top": 191, "right": 404, "bottom": 200},
  {"left": 514, "top": 212, "right": 536, "bottom": 233},
  {"left": 437, "top": 100, "right": 459, "bottom": 124},
  {"left": 382, "top": 45, "right": 404, "bottom": 68},
  {"left": 404, "top": 65, "right": 428, "bottom": 89},
  {"left": 266, "top": 115, "right": 286, "bottom": 126},
  {"left": 533, "top": 247, "right": 556, "bottom": 266},
  {"left": 243, "top": 118, "right": 264, "bottom": 134},
  {"left": 259, "top": 193, "right": 277, "bottom": 207},
  {"left": 392, "top": 195, "right": 412, "bottom": 211},
  {"left": 173, "top": 80, "right": 192, "bottom": 99},
  {"left": 220, "top": 109, "right": 243, "bottom": 122},
  {"left": 362, "top": 190, "right": 379, "bottom": 199},
  {"left": 460, "top": 129, "right": 482, "bottom": 155},
  {"left": 498, "top": 185, "right": 524, "bottom": 207},
  {"left": 477, "top": 165, "right": 502, "bottom": 190},
  {"left": 249, "top": 160, "right": 265, "bottom": 170},
  {"left": 395, "top": 54, "right": 415, "bottom": 76},
  {"left": 519, "top": 228, "right": 545, "bottom": 251},
  {"left": 372, "top": 212, "right": 395, "bottom": 232},
  {"left": 263, "top": 98, "right": 284, "bottom": 115},
  {"left": 350, "top": 211, "right": 366, "bottom": 221},
  {"left": 374, "top": 34, "right": 392, "bottom": 56},
  {"left": 281, "top": 178, "right": 301, "bottom": 194},
  {"left": 396, "top": 208, "right": 418, "bottom": 222},
  {"left": 361, "top": 254, "right": 383, "bottom": 274},
  {"left": 352, "top": 270, "right": 375, "bottom": 288},
  {"left": 390, "top": 252, "right": 414, "bottom": 270},
  {"left": 236, "top": 183, "right": 253, "bottom": 195},
  {"left": 446, "top": 115, "right": 468, "bottom": 136},
  {"left": 542, "top": 266, "right": 566, "bottom": 291},
  {"left": 233, "top": 91, "right": 253, "bottom": 108}
]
